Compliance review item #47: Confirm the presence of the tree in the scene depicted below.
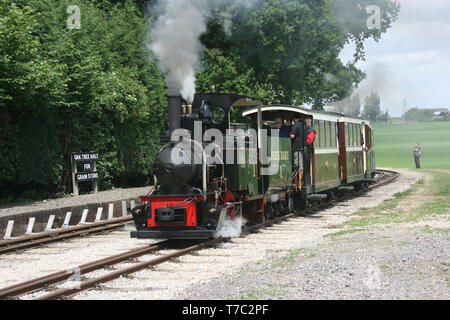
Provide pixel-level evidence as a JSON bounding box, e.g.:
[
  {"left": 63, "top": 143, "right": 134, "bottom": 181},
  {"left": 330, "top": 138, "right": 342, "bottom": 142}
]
[
  {"left": 377, "top": 110, "right": 389, "bottom": 122},
  {"left": 0, "top": 0, "right": 167, "bottom": 200},
  {"left": 349, "top": 94, "right": 361, "bottom": 117},
  {"left": 197, "top": 0, "right": 399, "bottom": 109},
  {"left": 404, "top": 108, "right": 433, "bottom": 122},
  {"left": 361, "top": 92, "right": 381, "bottom": 122}
]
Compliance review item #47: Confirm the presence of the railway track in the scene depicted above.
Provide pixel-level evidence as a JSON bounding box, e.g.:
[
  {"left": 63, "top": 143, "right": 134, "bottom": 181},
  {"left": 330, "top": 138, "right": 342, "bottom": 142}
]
[
  {"left": 0, "top": 169, "right": 398, "bottom": 300},
  {"left": 0, "top": 216, "right": 133, "bottom": 255}
]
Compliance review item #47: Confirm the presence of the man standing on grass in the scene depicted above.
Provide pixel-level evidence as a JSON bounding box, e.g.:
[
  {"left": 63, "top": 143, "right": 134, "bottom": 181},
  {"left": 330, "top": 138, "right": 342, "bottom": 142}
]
[{"left": 413, "top": 143, "right": 422, "bottom": 169}]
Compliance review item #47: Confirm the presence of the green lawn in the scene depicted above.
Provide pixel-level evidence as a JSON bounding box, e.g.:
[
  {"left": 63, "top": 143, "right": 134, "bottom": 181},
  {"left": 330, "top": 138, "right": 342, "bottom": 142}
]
[{"left": 373, "top": 121, "right": 450, "bottom": 169}]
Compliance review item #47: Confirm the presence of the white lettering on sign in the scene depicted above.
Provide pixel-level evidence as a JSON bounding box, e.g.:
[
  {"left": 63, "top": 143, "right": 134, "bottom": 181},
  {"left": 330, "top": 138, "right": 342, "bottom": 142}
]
[
  {"left": 73, "top": 153, "right": 99, "bottom": 162},
  {"left": 76, "top": 172, "right": 99, "bottom": 181}
]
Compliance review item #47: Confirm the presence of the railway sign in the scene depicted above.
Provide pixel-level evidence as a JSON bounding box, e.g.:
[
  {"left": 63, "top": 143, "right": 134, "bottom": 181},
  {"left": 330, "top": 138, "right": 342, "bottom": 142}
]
[
  {"left": 71, "top": 152, "right": 100, "bottom": 196},
  {"left": 76, "top": 172, "right": 99, "bottom": 182}
]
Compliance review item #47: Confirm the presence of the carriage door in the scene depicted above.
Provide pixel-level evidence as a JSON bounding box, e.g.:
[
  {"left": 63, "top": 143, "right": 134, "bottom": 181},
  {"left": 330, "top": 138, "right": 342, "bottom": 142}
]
[
  {"left": 362, "top": 122, "right": 367, "bottom": 176},
  {"left": 365, "top": 125, "right": 375, "bottom": 178},
  {"left": 337, "top": 122, "right": 347, "bottom": 181}
]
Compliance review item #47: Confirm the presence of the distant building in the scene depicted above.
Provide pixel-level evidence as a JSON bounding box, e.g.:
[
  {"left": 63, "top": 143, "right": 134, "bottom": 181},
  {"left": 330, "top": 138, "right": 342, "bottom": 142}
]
[
  {"left": 417, "top": 107, "right": 448, "bottom": 114},
  {"left": 420, "top": 108, "right": 450, "bottom": 119}
]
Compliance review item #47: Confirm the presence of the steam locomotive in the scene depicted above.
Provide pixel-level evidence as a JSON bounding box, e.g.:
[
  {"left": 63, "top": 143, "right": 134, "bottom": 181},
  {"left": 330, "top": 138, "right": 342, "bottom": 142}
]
[{"left": 130, "top": 93, "right": 375, "bottom": 239}]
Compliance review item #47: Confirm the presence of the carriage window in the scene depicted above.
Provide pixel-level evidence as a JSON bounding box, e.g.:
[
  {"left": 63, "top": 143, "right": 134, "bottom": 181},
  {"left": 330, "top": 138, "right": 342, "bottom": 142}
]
[
  {"left": 331, "top": 122, "right": 336, "bottom": 148},
  {"left": 345, "top": 123, "right": 349, "bottom": 146},
  {"left": 319, "top": 121, "right": 325, "bottom": 148},
  {"left": 314, "top": 120, "right": 319, "bottom": 147},
  {"left": 349, "top": 124, "right": 352, "bottom": 146},
  {"left": 358, "top": 125, "right": 362, "bottom": 147},
  {"left": 348, "top": 124, "right": 352, "bottom": 146},
  {"left": 328, "top": 122, "right": 332, "bottom": 148},
  {"left": 352, "top": 124, "right": 356, "bottom": 146}
]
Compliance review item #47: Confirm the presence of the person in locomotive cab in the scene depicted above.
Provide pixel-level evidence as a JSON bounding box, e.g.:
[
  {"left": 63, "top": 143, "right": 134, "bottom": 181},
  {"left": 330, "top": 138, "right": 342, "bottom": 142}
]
[
  {"left": 305, "top": 118, "right": 316, "bottom": 147},
  {"left": 290, "top": 116, "right": 305, "bottom": 171},
  {"left": 303, "top": 117, "right": 316, "bottom": 185},
  {"left": 274, "top": 117, "right": 291, "bottom": 138},
  {"left": 285, "top": 119, "right": 293, "bottom": 132},
  {"left": 413, "top": 143, "right": 422, "bottom": 169}
]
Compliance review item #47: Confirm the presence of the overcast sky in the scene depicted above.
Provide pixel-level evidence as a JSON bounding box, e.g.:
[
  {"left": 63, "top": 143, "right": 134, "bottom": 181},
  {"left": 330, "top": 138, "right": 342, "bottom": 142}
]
[{"left": 339, "top": 0, "right": 450, "bottom": 116}]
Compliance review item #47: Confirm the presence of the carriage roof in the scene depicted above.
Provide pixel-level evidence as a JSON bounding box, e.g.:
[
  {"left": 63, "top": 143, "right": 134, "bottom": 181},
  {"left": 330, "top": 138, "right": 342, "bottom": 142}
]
[{"left": 242, "top": 104, "right": 369, "bottom": 125}]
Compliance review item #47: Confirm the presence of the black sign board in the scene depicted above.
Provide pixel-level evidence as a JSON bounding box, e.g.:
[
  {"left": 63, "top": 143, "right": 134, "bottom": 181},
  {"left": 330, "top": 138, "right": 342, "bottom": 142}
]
[
  {"left": 76, "top": 172, "right": 99, "bottom": 182},
  {"left": 71, "top": 152, "right": 100, "bottom": 195},
  {"left": 73, "top": 152, "right": 99, "bottom": 162}
]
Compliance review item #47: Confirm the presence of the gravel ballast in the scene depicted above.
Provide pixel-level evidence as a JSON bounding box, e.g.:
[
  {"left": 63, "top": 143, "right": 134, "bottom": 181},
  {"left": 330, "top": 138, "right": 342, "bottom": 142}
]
[{"left": 3, "top": 169, "right": 446, "bottom": 300}]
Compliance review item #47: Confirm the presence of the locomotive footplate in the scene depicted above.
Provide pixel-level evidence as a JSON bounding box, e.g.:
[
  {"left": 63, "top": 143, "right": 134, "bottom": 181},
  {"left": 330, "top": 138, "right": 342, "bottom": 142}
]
[{"left": 131, "top": 227, "right": 214, "bottom": 239}]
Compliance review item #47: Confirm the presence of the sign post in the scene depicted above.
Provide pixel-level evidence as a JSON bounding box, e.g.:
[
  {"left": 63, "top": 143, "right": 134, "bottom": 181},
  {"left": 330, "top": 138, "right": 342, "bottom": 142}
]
[{"left": 71, "top": 152, "right": 100, "bottom": 196}]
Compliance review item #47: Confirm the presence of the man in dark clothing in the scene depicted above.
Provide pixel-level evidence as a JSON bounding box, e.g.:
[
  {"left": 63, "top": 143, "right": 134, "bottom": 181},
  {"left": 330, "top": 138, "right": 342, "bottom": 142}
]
[
  {"left": 274, "top": 118, "right": 291, "bottom": 138},
  {"left": 413, "top": 143, "right": 422, "bottom": 168},
  {"left": 290, "top": 116, "right": 305, "bottom": 171}
]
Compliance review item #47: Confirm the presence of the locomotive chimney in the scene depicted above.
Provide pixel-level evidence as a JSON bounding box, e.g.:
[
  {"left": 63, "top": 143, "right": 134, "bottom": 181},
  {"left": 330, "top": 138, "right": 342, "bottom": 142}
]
[{"left": 167, "top": 95, "right": 182, "bottom": 133}]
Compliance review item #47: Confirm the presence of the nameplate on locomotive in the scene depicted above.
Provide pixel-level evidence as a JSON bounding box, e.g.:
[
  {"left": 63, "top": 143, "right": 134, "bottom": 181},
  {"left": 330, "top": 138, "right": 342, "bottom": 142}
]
[{"left": 270, "top": 151, "right": 289, "bottom": 161}]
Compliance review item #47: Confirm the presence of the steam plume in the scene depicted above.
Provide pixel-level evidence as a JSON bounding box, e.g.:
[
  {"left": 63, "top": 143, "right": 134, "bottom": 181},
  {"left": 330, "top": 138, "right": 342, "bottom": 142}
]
[
  {"left": 148, "top": 0, "right": 207, "bottom": 102},
  {"left": 215, "top": 216, "right": 247, "bottom": 238}
]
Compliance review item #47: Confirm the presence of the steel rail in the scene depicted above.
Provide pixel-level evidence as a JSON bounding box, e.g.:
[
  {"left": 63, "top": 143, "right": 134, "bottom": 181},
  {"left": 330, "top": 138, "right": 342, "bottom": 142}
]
[
  {"left": 36, "top": 239, "right": 223, "bottom": 300},
  {"left": 0, "top": 240, "right": 170, "bottom": 299}
]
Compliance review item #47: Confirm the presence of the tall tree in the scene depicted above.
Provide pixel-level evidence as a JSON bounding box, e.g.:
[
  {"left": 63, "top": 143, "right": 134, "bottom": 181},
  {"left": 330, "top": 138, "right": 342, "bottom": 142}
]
[
  {"left": 0, "top": 0, "right": 167, "bottom": 199},
  {"left": 197, "top": 0, "right": 400, "bottom": 109},
  {"left": 361, "top": 92, "right": 381, "bottom": 122},
  {"left": 349, "top": 93, "right": 361, "bottom": 117}
]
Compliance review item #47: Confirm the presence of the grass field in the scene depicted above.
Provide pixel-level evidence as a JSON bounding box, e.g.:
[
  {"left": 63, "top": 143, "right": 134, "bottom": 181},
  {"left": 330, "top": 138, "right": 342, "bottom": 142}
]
[{"left": 372, "top": 121, "right": 450, "bottom": 169}]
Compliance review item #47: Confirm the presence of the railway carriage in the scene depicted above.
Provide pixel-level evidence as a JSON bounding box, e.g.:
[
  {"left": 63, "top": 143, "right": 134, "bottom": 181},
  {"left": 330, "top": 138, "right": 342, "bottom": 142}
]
[{"left": 131, "top": 93, "right": 376, "bottom": 239}]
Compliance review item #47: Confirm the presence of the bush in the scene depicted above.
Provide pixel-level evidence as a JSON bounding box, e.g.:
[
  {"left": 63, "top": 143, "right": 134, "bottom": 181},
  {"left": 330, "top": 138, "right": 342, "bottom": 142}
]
[{"left": 0, "top": 0, "right": 167, "bottom": 200}]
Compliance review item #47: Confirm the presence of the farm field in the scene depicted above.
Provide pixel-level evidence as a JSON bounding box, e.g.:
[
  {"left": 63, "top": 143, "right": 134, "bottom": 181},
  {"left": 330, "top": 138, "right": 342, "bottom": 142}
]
[{"left": 372, "top": 121, "right": 450, "bottom": 169}]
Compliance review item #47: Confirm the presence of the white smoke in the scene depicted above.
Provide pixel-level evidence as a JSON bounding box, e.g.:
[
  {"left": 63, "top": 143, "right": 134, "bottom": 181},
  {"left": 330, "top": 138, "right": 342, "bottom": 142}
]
[
  {"left": 147, "top": 0, "right": 265, "bottom": 102},
  {"left": 148, "top": 0, "right": 207, "bottom": 103},
  {"left": 215, "top": 215, "right": 247, "bottom": 238}
]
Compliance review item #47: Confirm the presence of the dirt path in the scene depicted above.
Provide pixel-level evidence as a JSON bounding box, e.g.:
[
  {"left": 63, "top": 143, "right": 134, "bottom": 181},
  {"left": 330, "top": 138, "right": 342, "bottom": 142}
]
[{"left": 177, "top": 169, "right": 449, "bottom": 300}]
